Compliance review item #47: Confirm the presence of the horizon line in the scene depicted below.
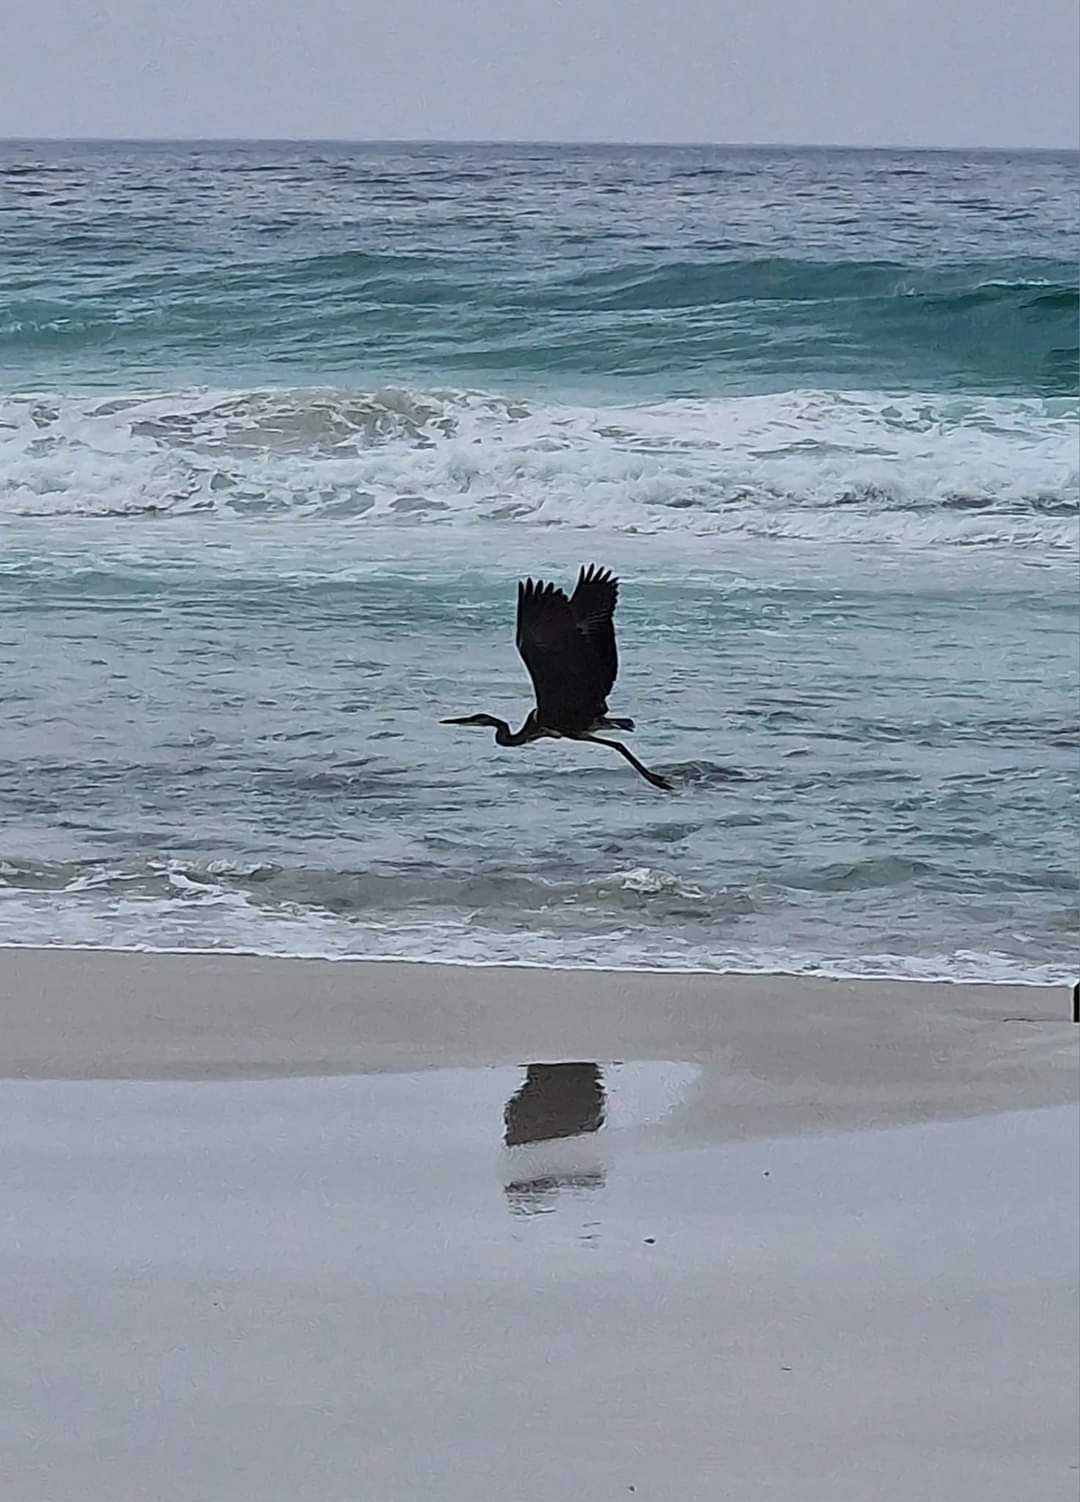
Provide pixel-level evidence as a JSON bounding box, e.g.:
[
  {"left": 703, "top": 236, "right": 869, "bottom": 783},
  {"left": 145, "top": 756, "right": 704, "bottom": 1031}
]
[{"left": 1, "top": 133, "right": 1077, "bottom": 154}]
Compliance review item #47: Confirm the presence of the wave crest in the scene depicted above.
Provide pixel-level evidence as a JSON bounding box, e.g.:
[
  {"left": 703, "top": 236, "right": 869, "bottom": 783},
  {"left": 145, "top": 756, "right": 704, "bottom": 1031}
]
[{"left": 3, "top": 253, "right": 1075, "bottom": 395}]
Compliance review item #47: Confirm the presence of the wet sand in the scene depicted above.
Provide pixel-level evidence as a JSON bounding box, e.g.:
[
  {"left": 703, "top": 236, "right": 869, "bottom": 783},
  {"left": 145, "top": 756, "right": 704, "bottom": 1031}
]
[
  {"left": 1, "top": 948, "right": 1077, "bottom": 1499},
  {"left": 2, "top": 947, "right": 1077, "bottom": 1131}
]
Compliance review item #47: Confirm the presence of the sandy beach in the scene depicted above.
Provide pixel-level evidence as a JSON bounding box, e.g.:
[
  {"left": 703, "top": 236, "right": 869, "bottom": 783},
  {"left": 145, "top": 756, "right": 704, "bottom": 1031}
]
[
  {"left": 2, "top": 947, "right": 1076, "bottom": 1124},
  {"left": 1, "top": 947, "right": 1077, "bottom": 1500}
]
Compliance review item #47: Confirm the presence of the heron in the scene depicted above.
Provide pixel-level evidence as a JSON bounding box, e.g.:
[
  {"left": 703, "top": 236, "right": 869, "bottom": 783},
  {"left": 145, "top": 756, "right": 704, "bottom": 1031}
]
[{"left": 442, "top": 564, "right": 672, "bottom": 790}]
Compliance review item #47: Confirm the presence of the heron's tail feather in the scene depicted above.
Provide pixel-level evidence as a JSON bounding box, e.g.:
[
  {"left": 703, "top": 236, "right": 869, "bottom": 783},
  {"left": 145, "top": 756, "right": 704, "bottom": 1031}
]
[{"left": 599, "top": 716, "right": 635, "bottom": 732}]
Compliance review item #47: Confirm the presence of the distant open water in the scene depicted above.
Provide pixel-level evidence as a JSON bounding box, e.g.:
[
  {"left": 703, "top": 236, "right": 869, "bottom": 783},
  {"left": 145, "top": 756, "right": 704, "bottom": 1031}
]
[{"left": 1, "top": 141, "right": 1077, "bottom": 980}]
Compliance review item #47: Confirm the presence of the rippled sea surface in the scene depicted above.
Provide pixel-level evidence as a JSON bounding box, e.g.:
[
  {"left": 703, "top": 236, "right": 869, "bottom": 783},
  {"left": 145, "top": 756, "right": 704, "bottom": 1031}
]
[{"left": 1, "top": 141, "right": 1077, "bottom": 978}]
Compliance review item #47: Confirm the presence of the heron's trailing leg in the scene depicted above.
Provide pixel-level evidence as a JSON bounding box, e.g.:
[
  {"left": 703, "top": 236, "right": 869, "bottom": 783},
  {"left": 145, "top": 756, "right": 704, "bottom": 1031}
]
[{"left": 579, "top": 734, "right": 672, "bottom": 791}]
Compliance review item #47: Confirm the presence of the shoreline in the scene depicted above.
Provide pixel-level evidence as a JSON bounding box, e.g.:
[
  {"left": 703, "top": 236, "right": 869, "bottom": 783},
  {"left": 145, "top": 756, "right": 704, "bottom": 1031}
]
[
  {"left": 0, "top": 938, "right": 1073, "bottom": 987},
  {"left": 3, "top": 946, "right": 1075, "bottom": 1139}
]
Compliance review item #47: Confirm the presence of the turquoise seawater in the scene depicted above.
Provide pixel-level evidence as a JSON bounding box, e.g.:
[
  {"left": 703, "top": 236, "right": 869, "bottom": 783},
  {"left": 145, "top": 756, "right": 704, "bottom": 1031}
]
[{"left": 1, "top": 141, "right": 1077, "bottom": 977}]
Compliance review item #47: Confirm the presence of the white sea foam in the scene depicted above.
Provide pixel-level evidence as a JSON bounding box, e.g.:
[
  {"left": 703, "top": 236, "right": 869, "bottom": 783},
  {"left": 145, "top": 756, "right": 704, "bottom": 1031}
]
[
  {"left": 597, "top": 866, "right": 706, "bottom": 898},
  {"left": 1, "top": 385, "right": 1075, "bottom": 546},
  {"left": 0, "top": 886, "right": 1073, "bottom": 986}
]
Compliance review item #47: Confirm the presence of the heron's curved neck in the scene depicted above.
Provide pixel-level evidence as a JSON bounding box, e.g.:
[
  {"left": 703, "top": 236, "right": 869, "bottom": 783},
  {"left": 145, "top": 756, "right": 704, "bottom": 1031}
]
[{"left": 494, "top": 717, "right": 535, "bottom": 747}]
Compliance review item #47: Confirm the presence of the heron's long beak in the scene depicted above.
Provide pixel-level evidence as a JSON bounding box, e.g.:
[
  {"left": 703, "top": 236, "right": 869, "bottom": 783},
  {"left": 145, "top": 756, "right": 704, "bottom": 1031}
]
[{"left": 441, "top": 715, "right": 474, "bottom": 725}]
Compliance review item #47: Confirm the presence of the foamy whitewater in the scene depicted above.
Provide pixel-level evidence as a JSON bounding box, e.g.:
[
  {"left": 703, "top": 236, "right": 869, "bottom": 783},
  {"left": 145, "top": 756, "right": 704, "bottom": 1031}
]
[{"left": 1, "top": 141, "right": 1077, "bottom": 979}]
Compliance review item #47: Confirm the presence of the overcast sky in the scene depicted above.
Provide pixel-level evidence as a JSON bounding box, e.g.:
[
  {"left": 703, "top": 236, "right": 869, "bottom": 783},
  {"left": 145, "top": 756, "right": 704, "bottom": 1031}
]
[{"left": 3, "top": 0, "right": 1077, "bottom": 148}]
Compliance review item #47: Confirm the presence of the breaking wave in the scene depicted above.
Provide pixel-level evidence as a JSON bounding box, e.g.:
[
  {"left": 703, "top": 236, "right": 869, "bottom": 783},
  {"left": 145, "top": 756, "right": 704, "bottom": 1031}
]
[{"left": 1, "top": 385, "right": 1075, "bottom": 546}]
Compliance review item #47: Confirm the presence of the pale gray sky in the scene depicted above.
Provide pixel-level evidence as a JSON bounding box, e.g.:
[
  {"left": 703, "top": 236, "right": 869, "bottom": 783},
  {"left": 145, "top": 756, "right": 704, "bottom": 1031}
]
[{"left": 4, "top": 0, "right": 1078, "bottom": 148}]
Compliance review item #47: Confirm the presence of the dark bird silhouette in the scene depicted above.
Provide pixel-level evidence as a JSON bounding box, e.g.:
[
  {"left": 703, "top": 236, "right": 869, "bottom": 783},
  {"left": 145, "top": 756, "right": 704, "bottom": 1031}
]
[{"left": 442, "top": 564, "right": 671, "bottom": 790}]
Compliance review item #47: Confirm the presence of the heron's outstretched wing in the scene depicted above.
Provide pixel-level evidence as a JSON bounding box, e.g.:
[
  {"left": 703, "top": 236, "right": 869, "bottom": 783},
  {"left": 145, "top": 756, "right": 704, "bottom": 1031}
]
[
  {"left": 516, "top": 578, "right": 608, "bottom": 730},
  {"left": 569, "top": 564, "right": 619, "bottom": 699}
]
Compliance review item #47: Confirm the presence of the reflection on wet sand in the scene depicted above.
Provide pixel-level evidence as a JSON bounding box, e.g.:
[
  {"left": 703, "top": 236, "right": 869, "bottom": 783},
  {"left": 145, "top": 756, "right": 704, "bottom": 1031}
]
[{"left": 503, "top": 1063, "right": 606, "bottom": 1214}]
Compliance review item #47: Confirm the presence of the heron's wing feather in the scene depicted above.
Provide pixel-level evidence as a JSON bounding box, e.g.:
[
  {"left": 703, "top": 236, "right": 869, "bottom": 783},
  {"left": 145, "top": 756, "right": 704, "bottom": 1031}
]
[
  {"left": 569, "top": 564, "right": 619, "bottom": 699},
  {"left": 516, "top": 579, "right": 607, "bottom": 729}
]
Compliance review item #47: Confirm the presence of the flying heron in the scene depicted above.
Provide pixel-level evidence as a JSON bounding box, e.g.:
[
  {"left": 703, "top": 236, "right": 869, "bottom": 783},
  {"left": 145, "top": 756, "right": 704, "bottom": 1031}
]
[{"left": 442, "top": 564, "right": 672, "bottom": 790}]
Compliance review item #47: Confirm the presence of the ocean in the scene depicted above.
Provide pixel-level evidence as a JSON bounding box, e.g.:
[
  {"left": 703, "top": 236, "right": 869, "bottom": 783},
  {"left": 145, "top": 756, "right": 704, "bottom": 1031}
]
[{"left": 1, "top": 140, "right": 1077, "bottom": 980}]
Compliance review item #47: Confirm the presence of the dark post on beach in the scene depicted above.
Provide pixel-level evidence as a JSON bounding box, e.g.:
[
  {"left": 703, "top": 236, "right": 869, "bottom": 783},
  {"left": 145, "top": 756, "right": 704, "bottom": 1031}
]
[{"left": 1073, "top": 981, "right": 1079, "bottom": 1024}]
